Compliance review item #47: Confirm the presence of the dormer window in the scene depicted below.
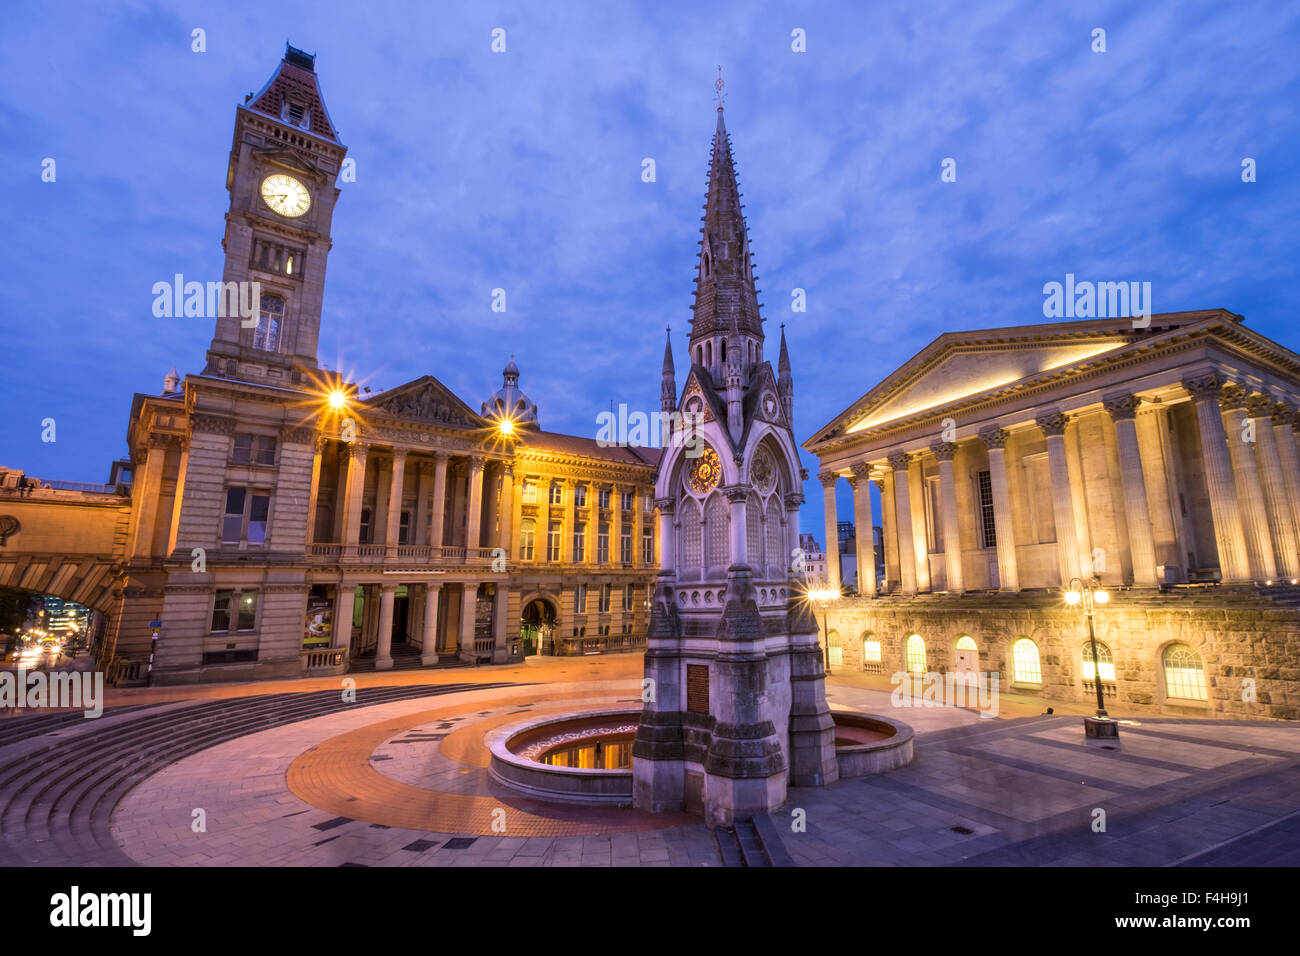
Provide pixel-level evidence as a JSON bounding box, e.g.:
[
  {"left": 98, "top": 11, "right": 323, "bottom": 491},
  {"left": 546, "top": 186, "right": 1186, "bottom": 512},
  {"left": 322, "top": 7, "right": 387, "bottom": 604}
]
[{"left": 281, "top": 98, "right": 310, "bottom": 130}]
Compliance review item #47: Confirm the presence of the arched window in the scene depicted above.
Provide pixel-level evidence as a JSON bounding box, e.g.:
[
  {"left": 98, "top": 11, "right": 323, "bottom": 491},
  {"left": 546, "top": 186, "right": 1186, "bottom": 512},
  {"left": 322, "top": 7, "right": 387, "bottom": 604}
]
[
  {"left": 697, "top": 346, "right": 703, "bottom": 366},
  {"left": 905, "top": 634, "right": 926, "bottom": 673},
  {"left": 703, "top": 253, "right": 710, "bottom": 277},
  {"left": 681, "top": 498, "right": 702, "bottom": 570},
  {"left": 1163, "top": 643, "right": 1207, "bottom": 701},
  {"left": 862, "top": 632, "right": 882, "bottom": 674},
  {"left": 253, "top": 294, "right": 283, "bottom": 352},
  {"left": 764, "top": 498, "right": 783, "bottom": 576},
  {"left": 705, "top": 494, "right": 728, "bottom": 570},
  {"left": 746, "top": 494, "right": 763, "bottom": 568},
  {"left": 1082, "top": 642, "right": 1115, "bottom": 683},
  {"left": 706, "top": 341, "right": 713, "bottom": 366},
  {"left": 827, "top": 629, "right": 842, "bottom": 666},
  {"left": 1012, "top": 638, "right": 1042, "bottom": 684},
  {"left": 956, "top": 635, "right": 977, "bottom": 651},
  {"left": 721, "top": 340, "right": 727, "bottom": 362}
]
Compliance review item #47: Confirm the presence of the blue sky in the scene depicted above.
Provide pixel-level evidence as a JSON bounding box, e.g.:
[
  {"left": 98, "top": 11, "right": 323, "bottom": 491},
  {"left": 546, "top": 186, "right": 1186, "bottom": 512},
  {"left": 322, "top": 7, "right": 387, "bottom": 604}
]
[{"left": 2, "top": 0, "right": 1298, "bottom": 540}]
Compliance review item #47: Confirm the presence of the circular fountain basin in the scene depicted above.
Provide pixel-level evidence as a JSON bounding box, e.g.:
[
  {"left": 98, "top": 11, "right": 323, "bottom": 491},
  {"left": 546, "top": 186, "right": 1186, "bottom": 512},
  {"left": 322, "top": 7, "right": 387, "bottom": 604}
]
[
  {"left": 488, "top": 708, "right": 915, "bottom": 805},
  {"left": 830, "top": 711, "right": 914, "bottom": 778}
]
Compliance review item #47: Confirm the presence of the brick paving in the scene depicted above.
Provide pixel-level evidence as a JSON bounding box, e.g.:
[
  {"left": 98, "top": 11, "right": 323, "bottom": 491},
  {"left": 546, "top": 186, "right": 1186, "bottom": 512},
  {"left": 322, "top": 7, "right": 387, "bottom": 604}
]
[{"left": 3, "top": 656, "right": 1295, "bottom": 866}]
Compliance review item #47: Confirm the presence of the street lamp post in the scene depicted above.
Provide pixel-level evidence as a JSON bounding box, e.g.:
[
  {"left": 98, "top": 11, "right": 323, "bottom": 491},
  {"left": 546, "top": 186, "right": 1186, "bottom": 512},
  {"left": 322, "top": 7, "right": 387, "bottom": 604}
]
[{"left": 1065, "top": 575, "right": 1112, "bottom": 722}]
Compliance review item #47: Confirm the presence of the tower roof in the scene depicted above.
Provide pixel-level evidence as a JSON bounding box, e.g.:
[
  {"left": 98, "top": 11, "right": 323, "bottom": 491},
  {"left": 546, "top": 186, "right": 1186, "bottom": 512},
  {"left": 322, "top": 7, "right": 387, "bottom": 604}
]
[
  {"left": 661, "top": 328, "right": 675, "bottom": 375},
  {"left": 690, "top": 103, "right": 763, "bottom": 343},
  {"left": 245, "top": 42, "right": 340, "bottom": 142},
  {"left": 778, "top": 324, "right": 791, "bottom": 376},
  {"left": 483, "top": 356, "right": 538, "bottom": 428}
]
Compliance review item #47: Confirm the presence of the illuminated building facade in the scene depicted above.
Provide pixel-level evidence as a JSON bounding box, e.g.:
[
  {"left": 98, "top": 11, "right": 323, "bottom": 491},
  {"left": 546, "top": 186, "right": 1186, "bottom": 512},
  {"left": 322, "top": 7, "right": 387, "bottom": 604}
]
[{"left": 807, "top": 312, "right": 1300, "bottom": 719}]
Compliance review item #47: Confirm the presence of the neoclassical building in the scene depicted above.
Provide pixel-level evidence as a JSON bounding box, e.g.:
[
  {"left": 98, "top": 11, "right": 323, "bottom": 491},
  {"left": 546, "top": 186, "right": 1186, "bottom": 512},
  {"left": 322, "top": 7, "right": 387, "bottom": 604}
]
[
  {"left": 67, "top": 46, "right": 659, "bottom": 684},
  {"left": 806, "top": 310, "right": 1300, "bottom": 719}
]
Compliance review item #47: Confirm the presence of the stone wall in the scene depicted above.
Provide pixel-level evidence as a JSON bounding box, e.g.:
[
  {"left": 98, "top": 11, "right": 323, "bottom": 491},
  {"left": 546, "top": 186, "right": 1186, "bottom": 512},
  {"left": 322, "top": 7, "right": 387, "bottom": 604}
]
[{"left": 820, "top": 589, "right": 1300, "bottom": 720}]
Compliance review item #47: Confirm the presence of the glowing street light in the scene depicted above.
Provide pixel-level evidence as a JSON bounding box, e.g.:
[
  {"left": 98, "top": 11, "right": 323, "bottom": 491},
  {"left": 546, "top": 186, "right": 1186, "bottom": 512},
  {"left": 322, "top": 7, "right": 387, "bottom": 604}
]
[
  {"left": 327, "top": 388, "right": 349, "bottom": 411},
  {"left": 805, "top": 582, "right": 840, "bottom": 675}
]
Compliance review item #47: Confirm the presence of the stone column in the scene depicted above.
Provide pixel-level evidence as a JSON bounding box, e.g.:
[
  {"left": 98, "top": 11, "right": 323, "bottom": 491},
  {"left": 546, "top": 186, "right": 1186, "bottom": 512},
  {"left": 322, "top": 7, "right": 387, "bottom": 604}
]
[
  {"left": 1219, "top": 387, "right": 1276, "bottom": 580},
  {"left": 1249, "top": 396, "right": 1299, "bottom": 577},
  {"left": 374, "top": 583, "right": 396, "bottom": 670},
  {"left": 850, "top": 463, "right": 876, "bottom": 597},
  {"left": 612, "top": 482, "right": 624, "bottom": 566},
  {"left": 305, "top": 435, "right": 326, "bottom": 546},
  {"left": 726, "top": 486, "right": 749, "bottom": 567},
  {"left": 887, "top": 453, "right": 917, "bottom": 594},
  {"left": 1135, "top": 403, "right": 1185, "bottom": 574},
  {"left": 413, "top": 461, "right": 431, "bottom": 547},
  {"left": 1103, "top": 395, "right": 1158, "bottom": 586},
  {"left": 1272, "top": 404, "right": 1300, "bottom": 574},
  {"left": 334, "top": 581, "right": 355, "bottom": 650},
  {"left": 374, "top": 456, "right": 392, "bottom": 546},
  {"left": 818, "top": 472, "right": 841, "bottom": 591},
  {"left": 342, "top": 443, "right": 369, "bottom": 555},
  {"left": 384, "top": 448, "right": 407, "bottom": 556},
  {"left": 1063, "top": 417, "right": 1096, "bottom": 578},
  {"left": 1182, "top": 376, "right": 1250, "bottom": 581},
  {"left": 421, "top": 583, "right": 441, "bottom": 665},
  {"left": 555, "top": 478, "right": 571, "bottom": 564},
  {"left": 633, "top": 490, "right": 645, "bottom": 569},
  {"left": 978, "top": 427, "right": 1020, "bottom": 591},
  {"left": 906, "top": 454, "right": 932, "bottom": 592},
  {"left": 465, "top": 456, "right": 485, "bottom": 554},
  {"left": 930, "top": 441, "right": 964, "bottom": 593},
  {"left": 1036, "top": 412, "right": 1081, "bottom": 585},
  {"left": 429, "top": 451, "right": 449, "bottom": 550},
  {"left": 459, "top": 583, "right": 479, "bottom": 663},
  {"left": 784, "top": 492, "right": 803, "bottom": 579},
  {"left": 131, "top": 438, "right": 169, "bottom": 559},
  {"left": 656, "top": 497, "right": 675, "bottom": 573},
  {"left": 498, "top": 464, "right": 514, "bottom": 551},
  {"left": 878, "top": 475, "right": 899, "bottom": 592},
  {"left": 492, "top": 583, "right": 509, "bottom": 663}
]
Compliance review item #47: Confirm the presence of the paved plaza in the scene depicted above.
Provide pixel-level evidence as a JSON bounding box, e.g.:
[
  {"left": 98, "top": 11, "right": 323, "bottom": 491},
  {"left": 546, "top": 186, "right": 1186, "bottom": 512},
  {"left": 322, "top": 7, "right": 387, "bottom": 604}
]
[{"left": 2, "top": 655, "right": 1297, "bottom": 866}]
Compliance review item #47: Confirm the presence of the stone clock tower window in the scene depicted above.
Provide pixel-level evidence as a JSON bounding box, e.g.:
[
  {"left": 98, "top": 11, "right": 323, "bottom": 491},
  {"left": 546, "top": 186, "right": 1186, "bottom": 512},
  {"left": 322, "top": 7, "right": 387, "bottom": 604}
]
[{"left": 253, "top": 295, "right": 283, "bottom": 352}]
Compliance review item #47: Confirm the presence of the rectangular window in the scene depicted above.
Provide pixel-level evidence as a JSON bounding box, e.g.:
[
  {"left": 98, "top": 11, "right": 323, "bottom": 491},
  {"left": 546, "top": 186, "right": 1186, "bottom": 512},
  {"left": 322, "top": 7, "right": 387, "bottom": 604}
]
[
  {"left": 399, "top": 511, "right": 411, "bottom": 546},
  {"left": 236, "top": 590, "right": 258, "bottom": 631},
  {"left": 643, "top": 493, "right": 653, "bottom": 513},
  {"left": 622, "top": 584, "right": 634, "bottom": 611},
  {"left": 597, "top": 523, "right": 609, "bottom": 564},
  {"left": 519, "top": 518, "right": 535, "bottom": 561},
  {"left": 549, "top": 482, "right": 563, "bottom": 506},
  {"left": 232, "top": 434, "right": 253, "bottom": 465},
  {"left": 359, "top": 508, "right": 373, "bottom": 545},
  {"left": 621, "top": 491, "right": 634, "bottom": 511},
  {"left": 522, "top": 481, "right": 537, "bottom": 505},
  {"left": 976, "top": 470, "right": 996, "bottom": 549},
  {"left": 620, "top": 528, "right": 632, "bottom": 564},
  {"left": 547, "top": 521, "right": 562, "bottom": 562},
  {"left": 574, "top": 484, "right": 587, "bottom": 507},
  {"left": 598, "top": 487, "right": 611, "bottom": 510},
  {"left": 247, "top": 494, "right": 270, "bottom": 544},
  {"left": 575, "top": 583, "right": 588, "bottom": 614},
  {"left": 599, "top": 583, "right": 611, "bottom": 613},
  {"left": 642, "top": 528, "right": 654, "bottom": 564},
  {"left": 222, "top": 488, "right": 246, "bottom": 544},
  {"left": 211, "top": 590, "right": 234, "bottom": 631},
  {"left": 255, "top": 436, "right": 276, "bottom": 466},
  {"left": 573, "top": 523, "right": 586, "bottom": 562}
]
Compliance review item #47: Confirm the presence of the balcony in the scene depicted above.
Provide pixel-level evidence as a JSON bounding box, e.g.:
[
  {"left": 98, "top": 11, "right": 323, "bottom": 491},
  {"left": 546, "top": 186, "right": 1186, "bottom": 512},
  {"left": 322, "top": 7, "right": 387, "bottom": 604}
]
[{"left": 306, "top": 542, "right": 502, "bottom": 569}]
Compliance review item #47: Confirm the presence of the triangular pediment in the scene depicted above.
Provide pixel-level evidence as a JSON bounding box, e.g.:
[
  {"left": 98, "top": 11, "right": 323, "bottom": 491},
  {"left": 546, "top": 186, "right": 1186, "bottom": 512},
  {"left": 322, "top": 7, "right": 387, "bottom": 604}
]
[
  {"left": 367, "top": 376, "right": 483, "bottom": 429},
  {"left": 806, "top": 311, "right": 1247, "bottom": 449}
]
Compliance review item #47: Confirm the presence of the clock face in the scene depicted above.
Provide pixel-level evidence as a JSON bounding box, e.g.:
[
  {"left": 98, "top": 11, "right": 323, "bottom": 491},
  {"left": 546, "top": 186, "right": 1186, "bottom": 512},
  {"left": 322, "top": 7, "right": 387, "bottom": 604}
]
[
  {"left": 687, "top": 446, "right": 721, "bottom": 496},
  {"left": 261, "top": 174, "right": 311, "bottom": 217}
]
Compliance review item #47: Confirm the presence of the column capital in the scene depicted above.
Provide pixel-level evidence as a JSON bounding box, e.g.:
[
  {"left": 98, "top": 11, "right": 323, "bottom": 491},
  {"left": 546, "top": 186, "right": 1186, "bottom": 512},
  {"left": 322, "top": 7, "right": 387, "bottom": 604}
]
[
  {"left": 1034, "top": 412, "right": 1067, "bottom": 437},
  {"left": 1246, "top": 393, "right": 1274, "bottom": 419},
  {"left": 1102, "top": 394, "right": 1140, "bottom": 422},
  {"left": 391, "top": 447, "right": 409, "bottom": 464},
  {"left": 1218, "top": 384, "right": 1248, "bottom": 412},
  {"left": 1270, "top": 401, "right": 1296, "bottom": 427},
  {"left": 468, "top": 455, "right": 486, "bottom": 472},
  {"left": 654, "top": 496, "right": 675, "bottom": 514},
  {"left": 425, "top": 581, "right": 443, "bottom": 594},
  {"left": 978, "top": 425, "right": 1010, "bottom": 449},
  {"left": 347, "top": 442, "right": 369, "bottom": 463},
  {"left": 784, "top": 492, "right": 805, "bottom": 510},
  {"left": 723, "top": 484, "right": 750, "bottom": 503},
  {"left": 380, "top": 582, "right": 398, "bottom": 594},
  {"left": 872, "top": 477, "right": 885, "bottom": 493},
  {"left": 886, "top": 452, "right": 910, "bottom": 472},
  {"left": 817, "top": 471, "right": 839, "bottom": 488},
  {"left": 314, "top": 434, "right": 329, "bottom": 454},
  {"left": 929, "top": 440, "right": 958, "bottom": 462},
  {"left": 1181, "top": 373, "right": 1224, "bottom": 402},
  {"left": 433, "top": 450, "right": 451, "bottom": 464},
  {"left": 849, "top": 461, "right": 872, "bottom": 480}
]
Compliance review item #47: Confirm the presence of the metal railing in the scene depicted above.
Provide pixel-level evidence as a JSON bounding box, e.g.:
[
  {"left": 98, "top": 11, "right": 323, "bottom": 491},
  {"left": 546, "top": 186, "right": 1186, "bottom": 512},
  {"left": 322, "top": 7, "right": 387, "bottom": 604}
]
[{"left": 301, "top": 645, "right": 348, "bottom": 672}]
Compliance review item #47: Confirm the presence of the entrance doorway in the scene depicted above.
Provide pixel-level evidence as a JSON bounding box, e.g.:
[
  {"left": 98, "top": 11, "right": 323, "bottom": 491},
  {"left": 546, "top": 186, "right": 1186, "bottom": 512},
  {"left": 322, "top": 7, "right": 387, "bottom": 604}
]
[
  {"left": 393, "top": 586, "right": 409, "bottom": 647},
  {"left": 520, "top": 598, "right": 557, "bottom": 656},
  {"left": 955, "top": 635, "right": 978, "bottom": 676}
]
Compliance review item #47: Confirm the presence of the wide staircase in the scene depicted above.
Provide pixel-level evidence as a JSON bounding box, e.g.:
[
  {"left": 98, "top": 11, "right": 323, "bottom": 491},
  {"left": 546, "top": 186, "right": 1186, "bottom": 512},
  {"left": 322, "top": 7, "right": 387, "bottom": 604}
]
[
  {"left": 0, "top": 680, "right": 519, "bottom": 866},
  {"left": 714, "top": 815, "right": 796, "bottom": 867}
]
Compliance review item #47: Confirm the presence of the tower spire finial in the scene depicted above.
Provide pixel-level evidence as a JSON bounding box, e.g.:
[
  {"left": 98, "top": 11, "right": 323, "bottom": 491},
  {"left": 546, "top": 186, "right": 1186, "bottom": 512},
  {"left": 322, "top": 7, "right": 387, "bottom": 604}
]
[{"left": 715, "top": 65, "right": 724, "bottom": 110}]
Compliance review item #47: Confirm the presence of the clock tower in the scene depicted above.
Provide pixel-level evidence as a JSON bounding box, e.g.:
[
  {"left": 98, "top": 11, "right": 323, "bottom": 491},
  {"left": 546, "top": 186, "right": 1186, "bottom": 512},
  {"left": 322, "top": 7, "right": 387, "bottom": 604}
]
[
  {"left": 633, "top": 99, "right": 837, "bottom": 828},
  {"left": 204, "top": 44, "right": 347, "bottom": 385}
]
